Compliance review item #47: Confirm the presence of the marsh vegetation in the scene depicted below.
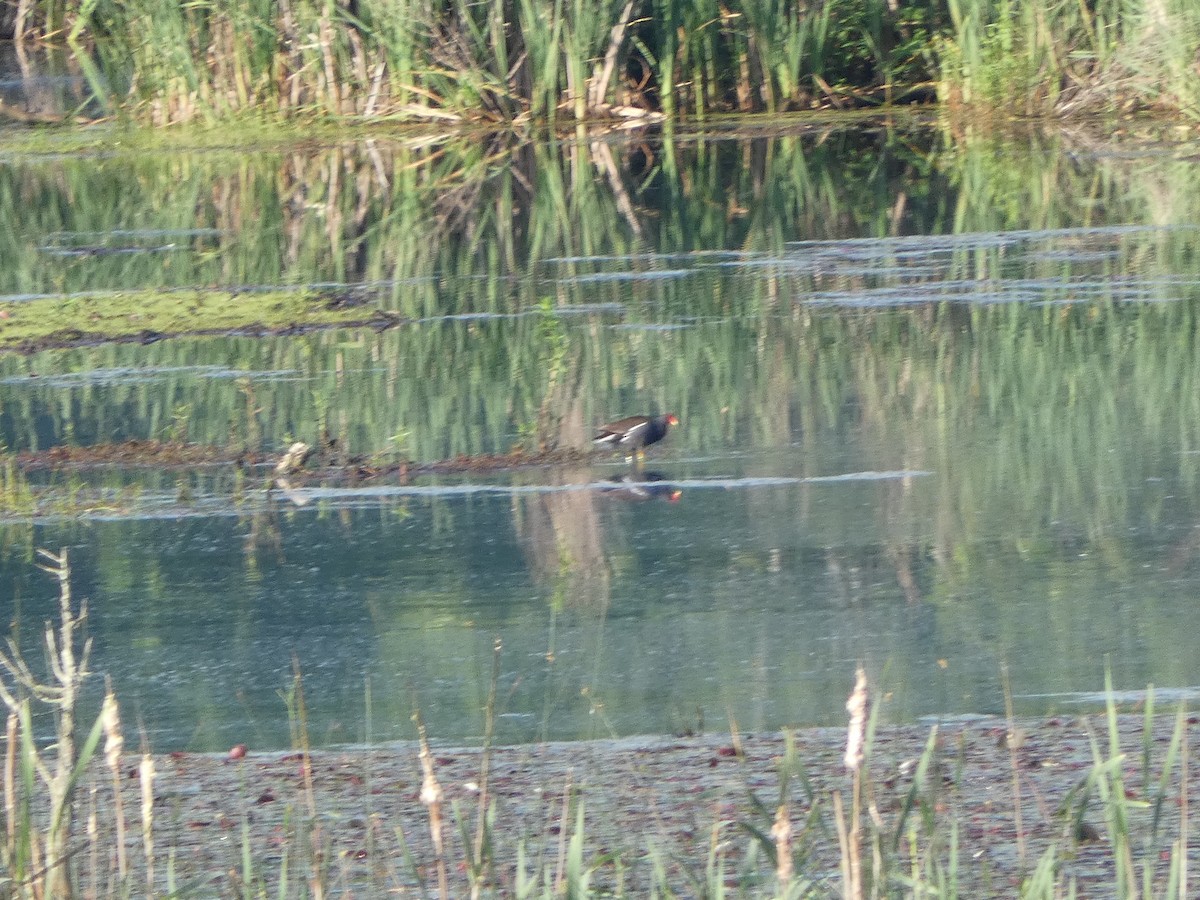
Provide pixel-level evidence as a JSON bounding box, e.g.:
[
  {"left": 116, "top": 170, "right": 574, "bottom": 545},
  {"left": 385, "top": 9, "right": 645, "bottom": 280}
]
[{"left": 2, "top": 0, "right": 1199, "bottom": 123}]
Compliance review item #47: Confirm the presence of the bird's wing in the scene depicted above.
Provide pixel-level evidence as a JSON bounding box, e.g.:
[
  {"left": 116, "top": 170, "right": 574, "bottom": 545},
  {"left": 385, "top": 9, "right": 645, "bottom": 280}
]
[
  {"left": 617, "top": 419, "right": 650, "bottom": 446},
  {"left": 593, "top": 428, "right": 621, "bottom": 444}
]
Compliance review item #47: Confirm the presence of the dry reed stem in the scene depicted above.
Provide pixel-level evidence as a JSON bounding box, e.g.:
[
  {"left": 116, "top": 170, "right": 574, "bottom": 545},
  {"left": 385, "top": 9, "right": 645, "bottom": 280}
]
[
  {"left": 28, "top": 824, "right": 41, "bottom": 892},
  {"left": 415, "top": 710, "right": 448, "bottom": 899},
  {"left": 318, "top": 6, "right": 340, "bottom": 114},
  {"left": 1181, "top": 713, "right": 1189, "bottom": 898},
  {"left": 4, "top": 712, "right": 14, "bottom": 859},
  {"left": 832, "top": 788, "right": 851, "bottom": 897},
  {"left": 553, "top": 774, "right": 573, "bottom": 894},
  {"left": 589, "top": 0, "right": 636, "bottom": 111},
  {"left": 771, "top": 802, "right": 793, "bottom": 889},
  {"left": 870, "top": 793, "right": 884, "bottom": 898},
  {"left": 139, "top": 754, "right": 155, "bottom": 897},
  {"left": 101, "top": 686, "right": 127, "bottom": 882},
  {"left": 470, "top": 638, "right": 502, "bottom": 898},
  {"left": 290, "top": 657, "right": 325, "bottom": 900},
  {"left": 1001, "top": 663, "right": 1026, "bottom": 871},
  {"left": 842, "top": 666, "right": 868, "bottom": 900}
]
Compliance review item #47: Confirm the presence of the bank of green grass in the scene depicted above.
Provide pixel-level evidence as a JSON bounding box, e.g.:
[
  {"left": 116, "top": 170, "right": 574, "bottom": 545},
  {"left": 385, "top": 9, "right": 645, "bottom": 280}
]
[{"left": 12, "top": 0, "right": 1200, "bottom": 124}]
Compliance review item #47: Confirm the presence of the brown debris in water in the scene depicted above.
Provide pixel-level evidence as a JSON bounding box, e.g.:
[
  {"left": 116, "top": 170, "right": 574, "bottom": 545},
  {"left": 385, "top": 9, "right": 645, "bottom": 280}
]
[
  {"left": 12, "top": 439, "right": 592, "bottom": 478},
  {"left": 15, "top": 440, "right": 247, "bottom": 470}
]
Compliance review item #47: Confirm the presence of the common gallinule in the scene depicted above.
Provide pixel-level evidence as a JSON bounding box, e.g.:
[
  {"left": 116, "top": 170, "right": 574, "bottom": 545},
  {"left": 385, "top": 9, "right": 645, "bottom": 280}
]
[{"left": 593, "top": 413, "right": 679, "bottom": 457}]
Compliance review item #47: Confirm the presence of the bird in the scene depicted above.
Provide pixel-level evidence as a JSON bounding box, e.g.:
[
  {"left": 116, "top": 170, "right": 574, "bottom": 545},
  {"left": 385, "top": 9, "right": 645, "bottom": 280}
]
[{"left": 593, "top": 413, "right": 679, "bottom": 459}]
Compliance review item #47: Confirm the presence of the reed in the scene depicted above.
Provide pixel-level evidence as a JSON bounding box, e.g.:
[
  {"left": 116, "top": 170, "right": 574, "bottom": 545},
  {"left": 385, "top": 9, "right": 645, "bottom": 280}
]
[
  {"left": 13, "top": 0, "right": 1199, "bottom": 121},
  {"left": 940, "top": 0, "right": 1200, "bottom": 116},
  {"left": 10, "top": 0, "right": 920, "bottom": 123}
]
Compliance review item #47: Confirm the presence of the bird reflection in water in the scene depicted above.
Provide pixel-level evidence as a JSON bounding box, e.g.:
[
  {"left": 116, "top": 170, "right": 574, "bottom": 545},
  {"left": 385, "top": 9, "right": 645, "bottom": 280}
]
[{"left": 598, "top": 471, "right": 682, "bottom": 503}]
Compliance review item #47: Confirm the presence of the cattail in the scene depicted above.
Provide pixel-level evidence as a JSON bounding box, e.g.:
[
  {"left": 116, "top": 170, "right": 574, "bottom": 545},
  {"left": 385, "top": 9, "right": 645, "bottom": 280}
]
[
  {"left": 842, "top": 667, "right": 869, "bottom": 900},
  {"left": 100, "top": 686, "right": 127, "bottom": 881},
  {"left": 844, "top": 667, "right": 868, "bottom": 773},
  {"left": 415, "top": 712, "right": 448, "bottom": 899},
  {"left": 101, "top": 690, "right": 123, "bottom": 771}
]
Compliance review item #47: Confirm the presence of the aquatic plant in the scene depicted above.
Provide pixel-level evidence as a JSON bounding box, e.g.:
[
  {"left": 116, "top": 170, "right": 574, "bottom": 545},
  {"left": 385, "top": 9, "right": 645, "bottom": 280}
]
[
  {"left": 7, "top": 0, "right": 922, "bottom": 123},
  {"left": 10, "top": 0, "right": 1200, "bottom": 121},
  {"left": 940, "top": 0, "right": 1200, "bottom": 116}
]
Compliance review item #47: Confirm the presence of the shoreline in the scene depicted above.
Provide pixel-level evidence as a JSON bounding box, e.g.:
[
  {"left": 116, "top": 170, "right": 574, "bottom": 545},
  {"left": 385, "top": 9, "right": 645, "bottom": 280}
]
[{"left": 89, "top": 712, "right": 1195, "bottom": 896}]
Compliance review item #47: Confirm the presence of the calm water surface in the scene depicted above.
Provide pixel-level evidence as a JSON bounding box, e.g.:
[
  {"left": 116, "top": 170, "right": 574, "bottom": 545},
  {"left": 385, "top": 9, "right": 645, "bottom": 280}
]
[{"left": 1, "top": 124, "right": 1199, "bottom": 749}]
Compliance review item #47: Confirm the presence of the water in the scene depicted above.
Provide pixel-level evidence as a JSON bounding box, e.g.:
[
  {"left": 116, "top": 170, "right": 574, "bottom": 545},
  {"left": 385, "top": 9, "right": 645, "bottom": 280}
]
[{"left": 1, "top": 122, "right": 1199, "bottom": 750}]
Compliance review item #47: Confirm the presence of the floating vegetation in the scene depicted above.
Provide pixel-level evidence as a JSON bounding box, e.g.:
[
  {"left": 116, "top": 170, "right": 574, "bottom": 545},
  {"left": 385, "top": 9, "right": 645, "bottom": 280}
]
[{"left": 0, "top": 287, "right": 400, "bottom": 354}]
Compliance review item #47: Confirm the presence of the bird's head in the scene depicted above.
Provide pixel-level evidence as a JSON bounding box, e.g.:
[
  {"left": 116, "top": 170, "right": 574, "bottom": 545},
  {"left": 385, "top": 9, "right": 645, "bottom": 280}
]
[{"left": 666, "top": 413, "right": 679, "bottom": 426}]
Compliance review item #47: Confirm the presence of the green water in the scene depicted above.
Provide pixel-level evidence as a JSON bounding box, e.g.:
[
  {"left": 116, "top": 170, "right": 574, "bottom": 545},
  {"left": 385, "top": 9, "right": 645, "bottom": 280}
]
[{"left": 1, "top": 122, "right": 1199, "bottom": 750}]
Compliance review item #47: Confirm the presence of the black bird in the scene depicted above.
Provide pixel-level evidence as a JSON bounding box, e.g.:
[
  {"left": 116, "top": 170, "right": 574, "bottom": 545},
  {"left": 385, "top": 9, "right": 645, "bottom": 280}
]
[{"left": 593, "top": 413, "right": 679, "bottom": 457}]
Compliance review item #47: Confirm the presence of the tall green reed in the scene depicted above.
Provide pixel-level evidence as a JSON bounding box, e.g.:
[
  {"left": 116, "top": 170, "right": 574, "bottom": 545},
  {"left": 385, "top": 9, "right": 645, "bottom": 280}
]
[
  {"left": 14, "top": 0, "right": 943, "bottom": 123},
  {"left": 940, "top": 0, "right": 1200, "bottom": 116}
]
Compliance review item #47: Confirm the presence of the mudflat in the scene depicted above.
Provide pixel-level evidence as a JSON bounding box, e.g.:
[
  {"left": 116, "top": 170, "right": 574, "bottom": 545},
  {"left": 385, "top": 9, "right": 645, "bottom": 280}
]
[{"left": 91, "top": 713, "right": 1194, "bottom": 896}]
